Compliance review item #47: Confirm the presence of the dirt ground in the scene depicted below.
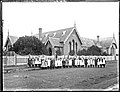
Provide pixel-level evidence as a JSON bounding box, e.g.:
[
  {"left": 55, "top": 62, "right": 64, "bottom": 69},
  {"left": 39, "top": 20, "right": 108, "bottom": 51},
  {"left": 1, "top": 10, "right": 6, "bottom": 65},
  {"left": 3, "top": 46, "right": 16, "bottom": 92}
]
[
  {"left": 85, "top": 0, "right": 118, "bottom": 1},
  {"left": 3, "top": 60, "right": 119, "bottom": 91}
]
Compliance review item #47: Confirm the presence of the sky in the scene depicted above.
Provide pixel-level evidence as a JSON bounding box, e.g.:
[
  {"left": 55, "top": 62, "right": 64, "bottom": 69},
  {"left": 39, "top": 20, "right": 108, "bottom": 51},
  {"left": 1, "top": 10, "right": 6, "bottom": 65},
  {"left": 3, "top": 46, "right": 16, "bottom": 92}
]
[{"left": 2, "top": 2, "right": 119, "bottom": 50}]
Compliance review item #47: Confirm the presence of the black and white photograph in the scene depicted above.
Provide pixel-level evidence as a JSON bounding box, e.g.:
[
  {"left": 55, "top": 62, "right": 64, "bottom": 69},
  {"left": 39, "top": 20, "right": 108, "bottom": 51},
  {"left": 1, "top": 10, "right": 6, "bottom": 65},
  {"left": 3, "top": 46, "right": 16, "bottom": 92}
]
[{"left": 2, "top": 2, "right": 119, "bottom": 91}]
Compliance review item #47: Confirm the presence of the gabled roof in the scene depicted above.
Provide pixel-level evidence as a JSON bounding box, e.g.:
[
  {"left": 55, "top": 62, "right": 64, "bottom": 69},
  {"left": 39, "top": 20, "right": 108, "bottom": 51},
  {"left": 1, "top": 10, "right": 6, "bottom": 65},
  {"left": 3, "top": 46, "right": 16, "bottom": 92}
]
[
  {"left": 80, "top": 37, "right": 95, "bottom": 47},
  {"left": 99, "top": 37, "right": 114, "bottom": 48},
  {"left": 4, "top": 35, "right": 19, "bottom": 47},
  {"left": 33, "top": 27, "right": 74, "bottom": 43},
  {"left": 9, "top": 36, "right": 19, "bottom": 45},
  {"left": 80, "top": 36, "right": 117, "bottom": 49},
  {"left": 94, "top": 37, "right": 117, "bottom": 48},
  {"left": 4, "top": 27, "right": 117, "bottom": 50},
  {"left": 48, "top": 37, "right": 63, "bottom": 47}
]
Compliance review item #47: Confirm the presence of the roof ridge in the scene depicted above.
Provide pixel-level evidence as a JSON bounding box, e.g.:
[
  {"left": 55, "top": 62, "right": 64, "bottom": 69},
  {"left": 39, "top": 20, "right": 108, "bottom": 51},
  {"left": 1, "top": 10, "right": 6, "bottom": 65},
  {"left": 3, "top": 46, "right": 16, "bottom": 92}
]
[
  {"left": 9, "top": 35, "right": 19, "bottom": 38},
  {"left": 99, "top": 37, "right": 113, "bottom": 39},
  {"left": 99, "top": 37, "right": 113, "bottom": 42},
  {"left": 96, "top": 36, "right": 112, "bottom": 39},
  {"left": 49, "top": 37, "right": 60, "bottom": 39},
  {"left": 33, "top": 27, "right": 74, "bottom": 36},
  {"left": 86, "top": 37, "right": 113, "bottom": 41},
  {"left": 80, "top": 37, "right": 95, "bottom": 41},
  {"left": 43, "top": 27, "right": 74, "bottom": 34}
]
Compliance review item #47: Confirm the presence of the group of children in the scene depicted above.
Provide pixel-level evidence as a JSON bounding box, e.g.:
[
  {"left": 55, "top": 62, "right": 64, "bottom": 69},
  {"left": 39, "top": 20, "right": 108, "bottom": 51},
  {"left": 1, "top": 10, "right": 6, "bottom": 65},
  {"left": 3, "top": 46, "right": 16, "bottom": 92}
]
[{"left": 28, "top": 55, "right": 106, "bottom": 69}]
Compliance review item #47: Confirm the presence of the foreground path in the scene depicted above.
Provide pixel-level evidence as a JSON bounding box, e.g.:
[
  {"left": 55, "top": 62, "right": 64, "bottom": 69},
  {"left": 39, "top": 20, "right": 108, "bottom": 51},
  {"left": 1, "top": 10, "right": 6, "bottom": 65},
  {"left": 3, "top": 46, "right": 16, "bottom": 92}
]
[{"left": 3, "top": 60, "right": 118, "bottom": 91}]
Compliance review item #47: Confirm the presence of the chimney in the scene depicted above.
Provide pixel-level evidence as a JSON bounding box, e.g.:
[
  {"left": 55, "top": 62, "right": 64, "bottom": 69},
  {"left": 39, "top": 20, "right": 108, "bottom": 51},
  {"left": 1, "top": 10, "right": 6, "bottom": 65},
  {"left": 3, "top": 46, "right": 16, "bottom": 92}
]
[
  {"left": 97, "top": 35, "right": 99, "bottom": 42},
  {"left": 39, "top": 28, "right": 42, "bottom": 41}
]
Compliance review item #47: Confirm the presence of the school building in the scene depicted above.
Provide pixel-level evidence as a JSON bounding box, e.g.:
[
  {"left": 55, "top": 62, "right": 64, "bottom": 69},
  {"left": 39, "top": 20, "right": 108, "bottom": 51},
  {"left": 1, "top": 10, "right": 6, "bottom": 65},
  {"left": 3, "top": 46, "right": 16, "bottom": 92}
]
[{"left": 4, "top": 23, "right": 117, "bottom": 56}]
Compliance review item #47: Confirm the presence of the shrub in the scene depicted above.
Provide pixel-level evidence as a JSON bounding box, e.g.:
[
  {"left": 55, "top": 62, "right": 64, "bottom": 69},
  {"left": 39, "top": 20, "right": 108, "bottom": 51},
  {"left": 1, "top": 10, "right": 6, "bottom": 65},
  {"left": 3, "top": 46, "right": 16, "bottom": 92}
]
[
  {"left": 56, "top": 49, "right": 62, "bottom": 56},
  {"left": 69, "top": 50, "right": 75, "bottom": 56},
  {"left": 11, "top": 36, "right": 48, "bottom": 55}
]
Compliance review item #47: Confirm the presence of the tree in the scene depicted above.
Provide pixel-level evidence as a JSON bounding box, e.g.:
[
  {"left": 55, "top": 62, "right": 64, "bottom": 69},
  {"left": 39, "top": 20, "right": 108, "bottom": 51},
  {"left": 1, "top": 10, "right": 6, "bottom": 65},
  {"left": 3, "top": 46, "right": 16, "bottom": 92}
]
[
  {"left": 77, "top": 49, "right": 87, "bottom": 56},
  {"left": 102, "top": 52, "right": 108, "bottom": 56},
  {"left": 56, "top": 49, "right": 62, "bottom": 56},
  {"left": 11, "top": 36, "right": 48, "bottom": 55},
  {"left": 69, "top": 50, "right": 75, "bottom": 56},
  {"left": 77, "top": 45, "right": 102, "bottom": 56},
  {"left": 87, "top": 45, "right": 102, "bottom": 56}
]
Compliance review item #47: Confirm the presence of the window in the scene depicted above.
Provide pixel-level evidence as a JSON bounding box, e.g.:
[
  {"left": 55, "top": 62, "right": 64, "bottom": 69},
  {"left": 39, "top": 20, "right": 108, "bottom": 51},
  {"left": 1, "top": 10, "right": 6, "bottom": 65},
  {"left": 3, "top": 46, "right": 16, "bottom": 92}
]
[
  {"left": 69, "top": 42, "right": 71, "bottom": 52},
  {"left": 45, "top": 34, "right": 48, "bottom": 37},
  {"left": 76, "top": 42, "right": 77, "bottom": 53},
  {"left": 72, "top": 40, "right": 75, "bottom": 52},
  {"left": 62, "top": 31, "right": 66, "bottom": 36},
  {"left": 53, "top": 32, "right": 56, "bottom": 37},
  {"left": 111, "top": 45, "right": 114, "bottom": 55}
]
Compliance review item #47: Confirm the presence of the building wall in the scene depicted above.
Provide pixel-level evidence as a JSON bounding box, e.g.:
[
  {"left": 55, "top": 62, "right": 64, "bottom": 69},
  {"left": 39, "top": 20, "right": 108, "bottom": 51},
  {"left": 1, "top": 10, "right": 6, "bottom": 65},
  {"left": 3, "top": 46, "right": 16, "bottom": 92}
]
[
  {"left": 63, "top": 29, "right": 82, "bottom": 55},
  {"left": 45, "top": 41, "right": 54, "bottom": 55},
  {"left": 54, "top": 47, "right": 63, "bottom": 55},
  {"left": 108, "top": 43, "right": 116, "bottom": 56},
  {"left": 5, "top": 38, "right": 12, "bottom": 52},
  {"left": 101, "top": 47, "right": 107, "bottom": 53}
]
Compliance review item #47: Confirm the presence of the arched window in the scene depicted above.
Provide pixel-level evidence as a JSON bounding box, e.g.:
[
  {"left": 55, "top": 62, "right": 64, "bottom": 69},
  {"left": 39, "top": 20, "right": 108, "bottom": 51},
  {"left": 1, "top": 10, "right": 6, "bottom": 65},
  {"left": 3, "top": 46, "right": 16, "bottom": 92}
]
[
  {"left": 111, "top": 45, "right": 114, "bottom": 55},
  {"left": 76, "top": 42, "right": 77, "bottom": 54},
  {"left": 69, "top": 42, "right": 71, "bottom": 52},
  {"left": 49, "top": 48, "right": 52, "bottom": 56},
  {"left": 72, "top": 40, "right": 75, "bottom": 52}
]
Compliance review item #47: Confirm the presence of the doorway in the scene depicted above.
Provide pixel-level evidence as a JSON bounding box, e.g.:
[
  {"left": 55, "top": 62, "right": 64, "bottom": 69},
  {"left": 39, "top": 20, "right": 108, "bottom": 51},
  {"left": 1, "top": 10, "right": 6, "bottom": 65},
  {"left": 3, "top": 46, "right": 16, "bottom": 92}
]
[{"left": 49, "top": 48, "right": 52, "bottom": 56}]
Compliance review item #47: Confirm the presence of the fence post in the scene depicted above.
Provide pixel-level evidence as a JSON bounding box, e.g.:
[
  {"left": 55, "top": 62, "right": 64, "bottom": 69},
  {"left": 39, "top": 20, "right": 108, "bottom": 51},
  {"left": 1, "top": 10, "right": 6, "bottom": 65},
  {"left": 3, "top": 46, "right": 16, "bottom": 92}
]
[
  {"left": 13, "top": 55, "right": 15, "bottom": 65},
  {"left": 6, "top": 55, "right": 8, "bottom": 66},
  {"left": 5, "top": 56, "right": 7, "bottom": 66},
  {"left": 26, "top": 55, "right": 28, "bottom": 64},
  {"left": 14, "top": 53, "right": 17, "bottom": 65},
  {"left": 114, "top": 55, "right": 116, "bottom": 61}
]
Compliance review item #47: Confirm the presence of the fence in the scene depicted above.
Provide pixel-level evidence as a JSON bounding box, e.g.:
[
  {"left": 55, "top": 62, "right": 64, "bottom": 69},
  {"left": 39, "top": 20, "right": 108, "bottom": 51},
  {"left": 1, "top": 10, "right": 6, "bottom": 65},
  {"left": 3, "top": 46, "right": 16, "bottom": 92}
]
[
  {"left": 3, "top": 56, "right": 16, "bottom": 66},
  {"left": 78, "top": 56, "right": 115, "bottom": 61},
  {"left": 3, "top": 55, "right": 28, "bottom": 66},
  {"left": 15, "top": 55, "right": 29, "bottom": 65},
  {"left": 3, "top": 55, "right": 118, "bottom": 66},
  {"left": 116, "top": 56, "right": 119, "bottom": 61}
]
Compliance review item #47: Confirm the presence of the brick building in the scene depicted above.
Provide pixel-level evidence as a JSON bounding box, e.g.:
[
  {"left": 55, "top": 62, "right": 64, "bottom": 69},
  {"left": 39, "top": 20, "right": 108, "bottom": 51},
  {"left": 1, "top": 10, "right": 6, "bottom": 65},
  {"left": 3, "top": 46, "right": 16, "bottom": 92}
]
[{"left": 4, "top": 23, "right": 117, "bottom": 56}]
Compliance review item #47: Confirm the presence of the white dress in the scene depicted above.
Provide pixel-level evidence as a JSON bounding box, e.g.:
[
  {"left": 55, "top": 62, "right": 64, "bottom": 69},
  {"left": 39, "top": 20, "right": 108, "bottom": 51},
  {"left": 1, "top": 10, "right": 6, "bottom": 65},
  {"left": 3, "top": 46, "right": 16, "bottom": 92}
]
[
  {"left": 47, "top": 59, "right": 51, "bottom": 67},
  {"left": 103, "top": 59, "right": 106, "bottom": 65},
  {"left": 92, "top": 59, "right": 95, "bottom": 66},
  {"left": 87, "top": 59, "right": 90, "bottom": 66},
  {"left": 69, "top": 59, "right": 72, "bottom": 66}
]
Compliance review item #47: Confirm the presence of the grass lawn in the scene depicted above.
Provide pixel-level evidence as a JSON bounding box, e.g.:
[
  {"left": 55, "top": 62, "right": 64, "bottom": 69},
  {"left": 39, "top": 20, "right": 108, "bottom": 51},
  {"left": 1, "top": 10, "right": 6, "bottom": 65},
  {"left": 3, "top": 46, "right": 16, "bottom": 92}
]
[{"left": 3, "top": 60, "right": 118, "bottom": 90}]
